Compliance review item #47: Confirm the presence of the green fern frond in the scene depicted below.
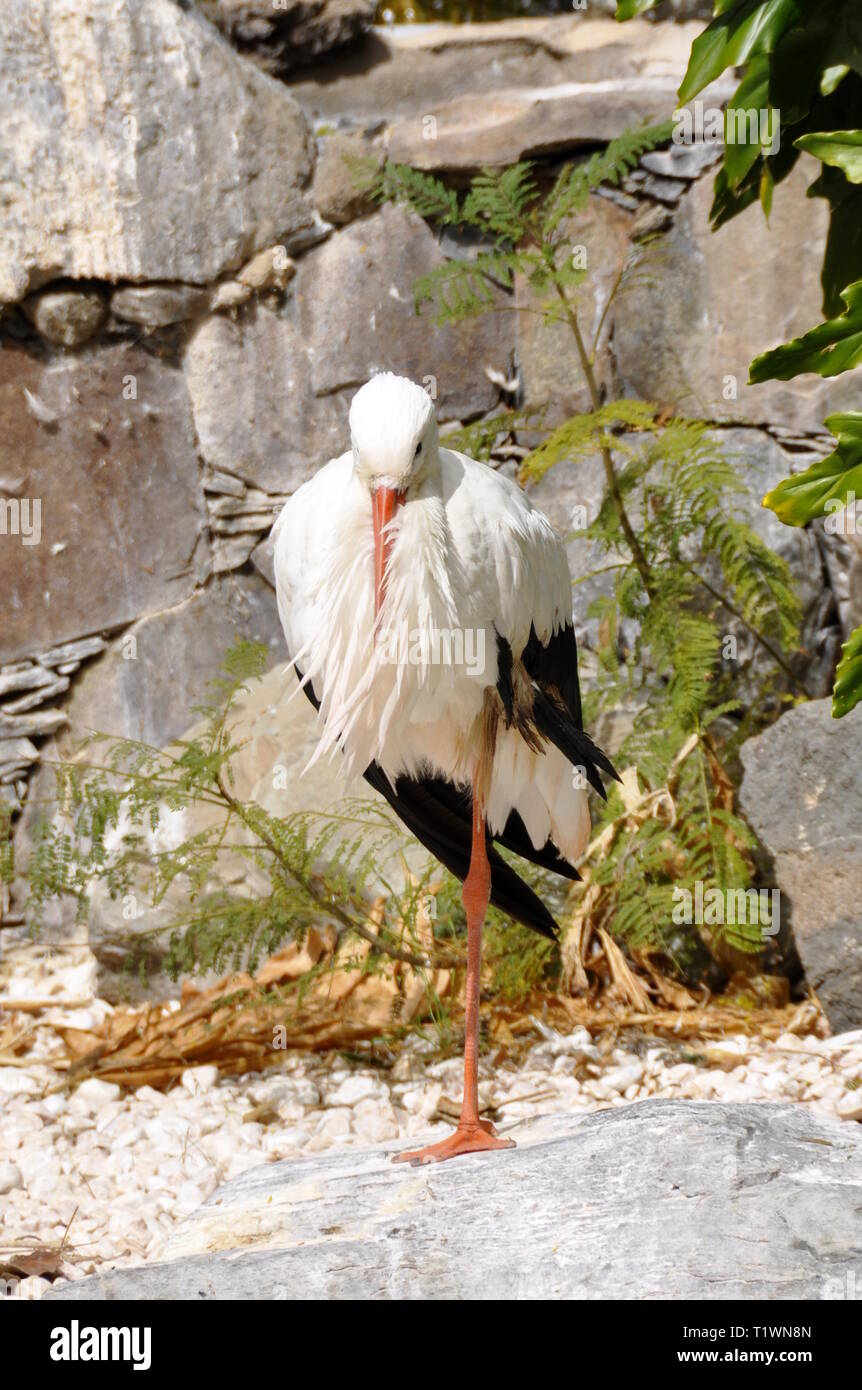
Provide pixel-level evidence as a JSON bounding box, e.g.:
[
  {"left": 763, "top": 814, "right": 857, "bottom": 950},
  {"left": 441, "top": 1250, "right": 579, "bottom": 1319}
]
[
  {"left": 362, "top": 158, "right": 461, "bottom": 225},
  {"left": 413, "top": 249, "right": 523, "bottom": 322},
  {"left": 520, "top": 400, "right": 658, "bottom": 483},
  {"left": 543, "top": 120, "right": 673, "bottom": 236},
  {"left": 461, "top": 162, "right": 539, "bottom": 241},
  {"left": 442, "top": 407, "right": 547, "bottom": 462}
]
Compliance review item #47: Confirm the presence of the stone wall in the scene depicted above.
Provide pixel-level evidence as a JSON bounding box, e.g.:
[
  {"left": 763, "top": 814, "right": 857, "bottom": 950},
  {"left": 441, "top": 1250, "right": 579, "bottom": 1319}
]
[{"left": 2, "top": 2, "right": 860, "bottom": 932}]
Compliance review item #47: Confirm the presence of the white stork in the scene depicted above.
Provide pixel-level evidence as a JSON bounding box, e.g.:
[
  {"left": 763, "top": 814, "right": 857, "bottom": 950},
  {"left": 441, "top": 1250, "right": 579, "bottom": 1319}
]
[{"left": 273, "top": 373, "right": 617, "bottom": 1164}]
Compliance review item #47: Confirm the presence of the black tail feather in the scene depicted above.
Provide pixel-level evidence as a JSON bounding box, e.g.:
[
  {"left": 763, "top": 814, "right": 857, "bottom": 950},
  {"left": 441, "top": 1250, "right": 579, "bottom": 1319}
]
[
  {"left": 532, "top": 687, "right": 621, "bottom": 799},
  {"left": 293, "top": 662, "right": 564, "bottom": 939},
  {"left": 362, "top": 765, "right": 559, "bottom": 940}
]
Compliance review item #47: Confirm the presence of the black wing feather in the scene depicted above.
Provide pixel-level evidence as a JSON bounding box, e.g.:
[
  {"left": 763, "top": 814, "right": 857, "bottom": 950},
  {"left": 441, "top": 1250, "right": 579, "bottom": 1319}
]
[
  {"left": 292, "top": 621, "right": 619, "bottom": 942},
  {"left": 292, "top": 664, "right": 559, "bottom": 939},
  {"left": 512, "top": 623, "right": 621, "bottom": 800},
  {"left": 361, "top": 765, "right": 559, "bottom": 940}
]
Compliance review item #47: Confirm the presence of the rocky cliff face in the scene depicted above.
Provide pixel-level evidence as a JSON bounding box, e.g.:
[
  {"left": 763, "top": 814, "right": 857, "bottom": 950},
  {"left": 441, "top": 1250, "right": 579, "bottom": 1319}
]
[{"left": 1, "top": 4, "right": 859, "bottom": 1010}]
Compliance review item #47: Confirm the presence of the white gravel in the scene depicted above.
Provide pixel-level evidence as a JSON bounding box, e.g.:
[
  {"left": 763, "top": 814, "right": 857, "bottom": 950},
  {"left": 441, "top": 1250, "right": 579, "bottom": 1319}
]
[{"left": 2, "top": 935, "right": 861, "bottom": 1299}]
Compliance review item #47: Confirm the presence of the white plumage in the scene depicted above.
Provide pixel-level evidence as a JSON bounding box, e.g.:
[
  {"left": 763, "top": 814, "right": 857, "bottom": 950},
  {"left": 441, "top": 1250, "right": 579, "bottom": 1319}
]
[{"left": 272, "top": 372, "right": 591, "bottom": 867}]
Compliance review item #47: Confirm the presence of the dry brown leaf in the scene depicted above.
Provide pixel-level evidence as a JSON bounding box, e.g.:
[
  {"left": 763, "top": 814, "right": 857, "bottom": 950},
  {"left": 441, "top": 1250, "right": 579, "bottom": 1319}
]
[
  {"left": 633, "top": 951, "right": 698, "bottom": 1011},
  {"left": 255, "top": 926, "right": 334, "bottom": 986},
  {"left": 598, "top": 928, "right": 654, "bottom": 1013}
]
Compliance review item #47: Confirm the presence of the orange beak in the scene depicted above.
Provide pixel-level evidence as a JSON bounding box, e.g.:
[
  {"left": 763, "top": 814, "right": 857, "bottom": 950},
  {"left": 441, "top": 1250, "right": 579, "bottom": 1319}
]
[{"left": 372, "top": 484, "right": 405, "bottom": 622}]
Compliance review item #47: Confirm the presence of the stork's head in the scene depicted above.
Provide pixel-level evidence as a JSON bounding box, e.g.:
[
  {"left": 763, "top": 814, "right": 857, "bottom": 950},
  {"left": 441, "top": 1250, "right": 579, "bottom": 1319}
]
[{"left": 349, "top": 373, "right": 439, "bottom": 619}]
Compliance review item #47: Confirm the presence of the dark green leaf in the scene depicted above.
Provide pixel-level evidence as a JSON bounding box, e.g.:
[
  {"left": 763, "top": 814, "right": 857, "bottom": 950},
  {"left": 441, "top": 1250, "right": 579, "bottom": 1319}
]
[
  {"left": 724, "top": 58, "right": 773, "bottom": 190},
  {"left": 796, "top": 129, "right": 862, "bottom": 182},
  {"left": 679, "top": 0, "right": 804, "bottom": 105},
  {"left": 374, "top": 161, "right": 460, "bottom": 225},
  {"left": 762, "top": 411, "right": 862, "bottom": 524},
  {"left": 749, "top": 278, "right": 862, "bottom": 381},
  {"left": 833, "top": 624, "right": 862, "bottom": 717}
]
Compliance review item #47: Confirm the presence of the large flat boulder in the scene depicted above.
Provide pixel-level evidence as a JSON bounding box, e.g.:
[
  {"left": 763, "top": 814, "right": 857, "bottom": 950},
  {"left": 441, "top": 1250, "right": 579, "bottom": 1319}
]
[
  {"left": 0, "top": 340, "right": 207, "bottom": 665},
  {"left": 286, "top": 17, "right": 712, "bottom": 130},
  {"left": 0, "top": 0, "right": 313, "bottom": 304},
  {"left": 740, "top": 700, "right": 862, "bottom": 1033},
  {"left": 46, "top": 1101, "right": 862, "bottom": 1300}
]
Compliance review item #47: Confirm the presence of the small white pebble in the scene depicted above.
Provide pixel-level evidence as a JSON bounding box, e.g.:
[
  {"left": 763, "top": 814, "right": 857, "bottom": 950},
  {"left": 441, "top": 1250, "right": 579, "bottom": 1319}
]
[
  {"left": 0, "top": 1069, "right": 40, "bottom": 1096},
  {"left": 13, "top": 1275, "right": 50, "bottom": 1300},
  {"left": 180, "top": 1066, "right": 219, "bottom": 1095},
  {"left": 0, "top": 1161, "right": 23, "bottom": 1195},
  {"left": 327, "top": 1075, "right": 383, "bottom": 1107},
  {"left": 75, "top": 1078, "right": 122, "bottom": 1106},
  {"left": 836, "top": 1091, "right": 862, "bottom": 1121},
  {"left": 603, "top": 1063, "right": 644, "bottom": 1093}
]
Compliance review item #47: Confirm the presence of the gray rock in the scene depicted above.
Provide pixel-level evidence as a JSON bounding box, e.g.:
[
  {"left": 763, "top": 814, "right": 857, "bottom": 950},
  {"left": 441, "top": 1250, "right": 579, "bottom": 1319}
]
[
  {"left": 211, "top": 534, "right": 259, "bottom": 573},
  {"left": 384, "top": 81, "right": 681, "bottom": 173},
  {"left": 0, "top": 341, "right": 207, "bottom": 665},
  {"left": 516, "top": 195, "right": 633, "bottom": 423},
  {"left": 298, "top": 203, "right": 511, "bottom": 420},
  {"left": 210, "top": 511, "right": 275, "bottom": 534},
  {"left": 614, "top": 156, "right": 862, "bottom": 432},
  {"left": 110, "top": 284, "right": 209, "bottom": 328},
  {"left": 209, "top": 246, "right": 297, "bottom": 313},
  {"left": 287, "top": 16, "right": 709, "bottom": 129},
  {"left": 639, "top": 173, "right": 685, "bottom": 205},
  {"left": 704, "top": 428, "right": 833, "bottom": 697},
  {"left": 202, "top": 469, "right": 247, "bottom": 498},
  {"left": 184, "top": 300, "right": 350, "bottom": 494},
  {"left": 250, "top": 533, "right": 276, "bottom": 588},
  {"left": 0, "top": 0, "right": 313, "bottom": 305},
  {"left": 311, "top": 132, "right": 382, "bottom": 226},
  {"left": 46, "top": 1101, "right": 862, "bottom": 1300},
  {"left": 41, "top": 571, "right": 283, "bottom": 753},
  {"left": 640, "top": 141, "right": 723, "bottom": 180},
  {"left": 38, "top": 637, "right": 108, "bottom": 667},
  {"left": 0, "top": 739, "right": 38, "bottom": 775},
  {"left": 208, "top": 489, "right": 284, "bottom": 519},
  {"left": 186, "top": 202, "right": 512, "bottom": 490},
  {"left": 0, "top": 709, "right": 67, "bottom": 739},
  {"left": 1, "top": 674, "right": 69, "bottom": 713},
  {"left": 740, "top": 700, "right": 862, "bottom": 1032},
  {"left": 21, "top": 288, "right": 107, "bottom": 347},
  {"left": 18, "top": 647, "right": 420, "bottom": 1002},
  {"left": 206, "top": 0, "right": 375, "bottom": 74},
  {"left": 527, "top": 450, "right": 630, "bottom": 658},
  {"left": 528, "top": 426, "right": 826, "bottom": 688},
  {"left": 14, "top": 574, "right": 287, "bottom": 999},
  {"left": 0, "top": 665, "right": 57, "bottom": 698}
]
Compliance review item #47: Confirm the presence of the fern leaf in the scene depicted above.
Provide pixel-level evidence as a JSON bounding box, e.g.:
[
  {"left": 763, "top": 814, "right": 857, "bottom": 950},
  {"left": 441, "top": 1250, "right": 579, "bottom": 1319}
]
[
  {"left": 543, "top": 120, "right": 673, "bottom": 236},
  {"left": 413, "top": 250, "right": 521, "bottom": 323},
  {"left": 461, "top": 162, "right": 539, "bottom": 241},
  {"left": 519, "top": 400, "right": 658, "bottom": 483}
]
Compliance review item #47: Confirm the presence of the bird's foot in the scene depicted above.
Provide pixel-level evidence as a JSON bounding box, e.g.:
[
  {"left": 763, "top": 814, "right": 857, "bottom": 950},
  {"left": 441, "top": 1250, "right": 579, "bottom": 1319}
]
[{"left": 392, "top": 1119, "right": 515, "bottom": 1166}]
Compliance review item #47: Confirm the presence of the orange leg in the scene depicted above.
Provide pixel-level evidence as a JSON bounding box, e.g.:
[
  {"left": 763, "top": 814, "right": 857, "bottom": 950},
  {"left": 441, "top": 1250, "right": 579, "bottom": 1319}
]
[{"left": 393, "top": 794, "right": 515, "bottom": 1165}]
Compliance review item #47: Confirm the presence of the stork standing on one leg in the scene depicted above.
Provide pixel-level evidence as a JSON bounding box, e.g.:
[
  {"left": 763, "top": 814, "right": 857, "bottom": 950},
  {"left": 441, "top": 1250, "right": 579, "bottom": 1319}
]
[{"left": 273, "top": 373, "right": 618, "bottom": 1164}]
